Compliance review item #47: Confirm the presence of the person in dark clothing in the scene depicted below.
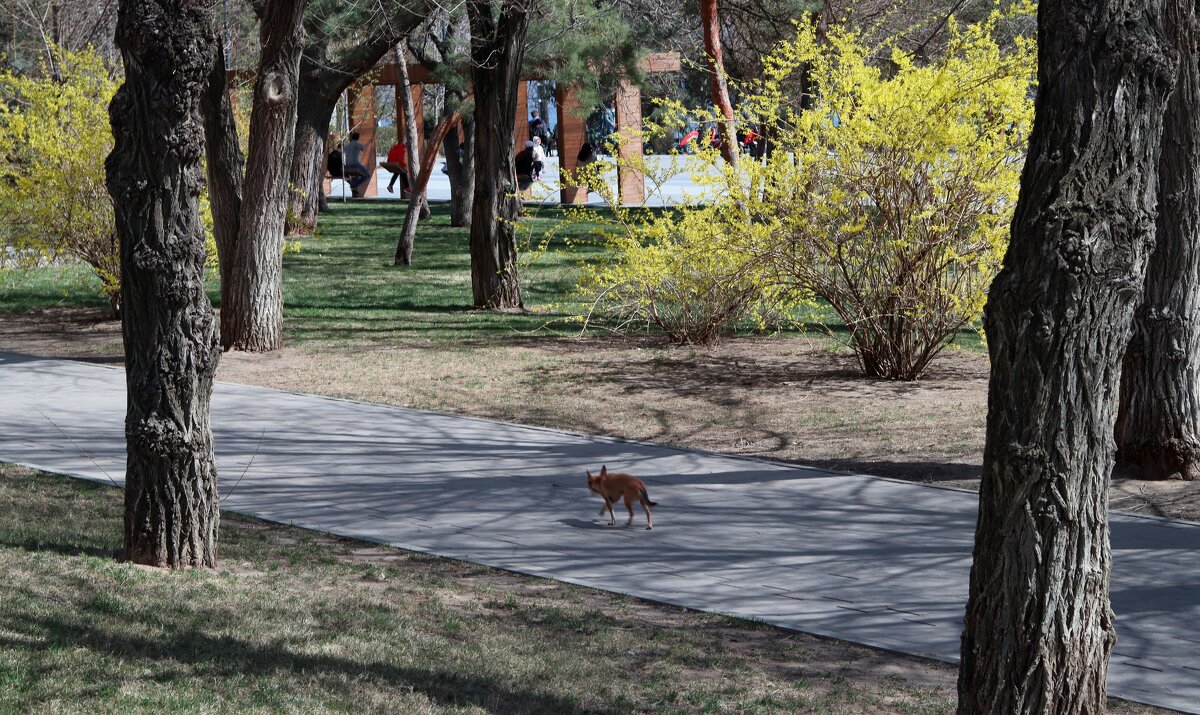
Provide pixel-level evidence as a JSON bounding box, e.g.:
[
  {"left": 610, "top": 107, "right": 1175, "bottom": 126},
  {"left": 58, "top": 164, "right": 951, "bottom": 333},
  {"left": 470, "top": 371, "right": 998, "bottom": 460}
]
[
  {"left": 515, "top": 140, "right": 535, "bottom": 190},
  {"left": 327, "top": 147, "right": 344, "bottom": 177},
  {"left": 528, "top": 110, "right": 549, "bottom": 146}
]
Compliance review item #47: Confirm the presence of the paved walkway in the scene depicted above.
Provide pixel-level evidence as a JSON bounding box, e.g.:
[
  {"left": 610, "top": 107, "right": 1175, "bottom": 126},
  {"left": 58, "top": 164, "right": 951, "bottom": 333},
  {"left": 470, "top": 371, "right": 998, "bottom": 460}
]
[{"left": 0, "top": 352, "right": 1197, "bottom": 713}]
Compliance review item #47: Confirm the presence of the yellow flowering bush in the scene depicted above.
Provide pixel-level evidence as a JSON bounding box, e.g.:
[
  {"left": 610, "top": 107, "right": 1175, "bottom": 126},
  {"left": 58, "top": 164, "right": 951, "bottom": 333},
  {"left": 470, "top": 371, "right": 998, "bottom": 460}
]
[
  {"left": 573, "top": 10, "right": 1035, "bottom": 378},
  {"left": 0, "top": 47, "right": 221, "bottom": 317},
  {"left": 0, "top": 48, "right": 122, "bottom": 311}
]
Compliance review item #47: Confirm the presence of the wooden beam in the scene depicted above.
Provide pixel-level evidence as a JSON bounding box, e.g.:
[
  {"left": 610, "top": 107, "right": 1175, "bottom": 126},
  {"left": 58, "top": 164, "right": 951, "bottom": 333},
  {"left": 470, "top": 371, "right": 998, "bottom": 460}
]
[
  {"left": 556, "top": 85, "right": 588, "bottom": 204},
  {"left": 615, "top": 79, "right": 644, "bottom": 206},
  {"left": 639, "top": 52, "right": 682, "bottom": 74}
]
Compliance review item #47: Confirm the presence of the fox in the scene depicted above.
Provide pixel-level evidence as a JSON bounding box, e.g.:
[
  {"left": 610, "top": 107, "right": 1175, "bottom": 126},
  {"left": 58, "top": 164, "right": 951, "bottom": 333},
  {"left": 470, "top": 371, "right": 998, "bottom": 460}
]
[{"left": 587, "top": 465, "right": 657, "bottom": 530}]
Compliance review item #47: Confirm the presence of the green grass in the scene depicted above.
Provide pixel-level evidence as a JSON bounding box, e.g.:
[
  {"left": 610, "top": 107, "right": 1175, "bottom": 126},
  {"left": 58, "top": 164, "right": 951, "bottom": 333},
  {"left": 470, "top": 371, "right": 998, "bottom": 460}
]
[
  {"left": 1, "top": 201, "right": 984, "bottom": 352},
  {"left": 0, "top": 262, "right": 108, "bottom": 313},
  {"left": 276, "top": 202, "right": 609, "bottom": 346},
  {"left": 0, "top": 462, "right": 959, "bottom": 714}
]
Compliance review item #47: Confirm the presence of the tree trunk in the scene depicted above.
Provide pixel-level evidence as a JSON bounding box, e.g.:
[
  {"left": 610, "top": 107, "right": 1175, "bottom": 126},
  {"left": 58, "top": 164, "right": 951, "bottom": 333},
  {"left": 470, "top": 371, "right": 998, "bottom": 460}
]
[
  {"left": 106, "top": 0, "right": 222, "bottom": 568},
  {"left": 446, "top": 114, "right": 475, "bottom": 227},
  {"left": 699, "top": 0, "right": 737, "bottom": 167},
  {"left": 222, "top": 0, "right": 308, "bottom": 352},
  {"left": 958, "top": 1, "right": 1175, "bottom": 712},
  {"left": 199, "top": 36, "right": 245, "bottom": 317},
  {"left": 286, "top": 82, "right": 337, "bottom": 235},
  {"left": 396, "top": 109, "right": 464, "bottom": 265},
  {"left": 1115, "top": 0, "right": 1200, "bottom": 481},
  {"left": 467, "top": 0, "right": 528, "bottom": 310},
  {"left": 396, "top": 52, "right": 429, "bottom": 234}
]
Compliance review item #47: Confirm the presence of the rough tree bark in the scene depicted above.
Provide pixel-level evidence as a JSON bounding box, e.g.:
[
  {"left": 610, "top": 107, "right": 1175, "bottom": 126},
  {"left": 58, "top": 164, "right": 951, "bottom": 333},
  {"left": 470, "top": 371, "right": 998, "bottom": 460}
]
[
  {"left": 699, "top": 0, "right": 737, "bottom": 166},
  {"left": 288, "top": 76, "right": 340, "bottom": 232},
  {"left": 467, "top": 0, "right": 529, "bottom": 309},
  {"left": 958, "top": 1, "right": 1176, "bottom": 713},
  {"left": 445, "top": 115, "right": 475, "bottom": 227},
  {"left": 1115, "top": 0, "right": 1200, "bottom": 481},
  {"left": 105, "top": 0, "right": 222, "bottom": 568},
  {"left": 199, "top": 36, "right": 244, "bottom": 318},
  {"left": 221, "top": 0, "right": 308, "bottom": 352}
]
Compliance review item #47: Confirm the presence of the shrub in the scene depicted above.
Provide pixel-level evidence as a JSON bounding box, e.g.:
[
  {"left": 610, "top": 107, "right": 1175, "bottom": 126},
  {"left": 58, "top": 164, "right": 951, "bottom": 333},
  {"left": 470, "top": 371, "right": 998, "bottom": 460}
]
[
  {"left": 0, "top": 48, "right": 122, "bottom": 312},
  {"left": 749, "top": 16, "right": 1035, "bottom": 379},
  {"left": 569, "top": 9, "right": 1035, "bottom": 378},
  {"left": 0, "top": 47, "right": 220, "bottom": 317},
  {"left": 577, "top": 201, "right": 785, "bottom": 344}
]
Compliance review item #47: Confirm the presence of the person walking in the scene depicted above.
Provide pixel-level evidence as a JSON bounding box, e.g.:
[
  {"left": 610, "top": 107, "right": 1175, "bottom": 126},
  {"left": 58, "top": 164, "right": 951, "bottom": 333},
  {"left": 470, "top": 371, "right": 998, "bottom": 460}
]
[{"left": 515, "top": 140, "right": 535, "bottom": 190}]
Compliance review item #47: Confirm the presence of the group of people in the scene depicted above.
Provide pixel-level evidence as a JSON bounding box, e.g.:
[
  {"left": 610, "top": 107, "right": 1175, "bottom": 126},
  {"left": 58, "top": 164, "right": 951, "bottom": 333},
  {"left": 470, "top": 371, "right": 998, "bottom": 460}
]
[
  {"left": 326, "top": 131, "right": 411, "bottom": 198},
  {"left": 329, "top": 109, "right": 592, "bottom": 198},
  {"left": 677, "top": 124, "right": 766, "bottom": 158}
]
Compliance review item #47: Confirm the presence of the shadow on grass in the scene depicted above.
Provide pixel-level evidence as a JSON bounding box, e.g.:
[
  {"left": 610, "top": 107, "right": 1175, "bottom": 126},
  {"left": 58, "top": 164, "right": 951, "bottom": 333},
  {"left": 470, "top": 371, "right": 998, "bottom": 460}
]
[
  {"left": 1, "top": 613, "right": 626, "bottom": 715},
  {"left": 7, "top": 539, "right": 116, "bottom": 559}
]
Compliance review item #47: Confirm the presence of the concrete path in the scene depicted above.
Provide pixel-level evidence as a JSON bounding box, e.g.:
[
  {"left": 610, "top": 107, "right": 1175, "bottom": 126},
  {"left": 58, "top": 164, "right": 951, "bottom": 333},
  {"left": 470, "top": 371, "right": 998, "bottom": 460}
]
[{"left": 1, "top": 351, "right": 1197, "bottom": 713}]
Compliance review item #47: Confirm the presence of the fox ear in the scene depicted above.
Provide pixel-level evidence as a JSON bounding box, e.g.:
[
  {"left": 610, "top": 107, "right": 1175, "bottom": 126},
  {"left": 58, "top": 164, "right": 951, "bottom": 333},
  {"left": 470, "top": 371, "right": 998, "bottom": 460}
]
[
  {"left": 586, "top": 470, "right": 592, "bottom": 478},
  {"left": 600, "top": 465, "right": 607, "bottom": 475}
]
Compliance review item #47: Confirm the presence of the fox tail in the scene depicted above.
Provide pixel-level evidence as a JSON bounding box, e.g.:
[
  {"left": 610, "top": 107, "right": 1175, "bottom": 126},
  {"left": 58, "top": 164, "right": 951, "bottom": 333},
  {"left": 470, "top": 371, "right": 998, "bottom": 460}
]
[{"left": 640, "top": 487, "right": 658, "bottom": 507}]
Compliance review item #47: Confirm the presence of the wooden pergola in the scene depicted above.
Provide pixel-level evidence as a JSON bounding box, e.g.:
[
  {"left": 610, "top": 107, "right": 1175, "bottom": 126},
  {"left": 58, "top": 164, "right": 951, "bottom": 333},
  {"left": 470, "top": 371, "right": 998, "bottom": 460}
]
[{"left": 338, "top": 52, "right": 681, "bottom": 205}]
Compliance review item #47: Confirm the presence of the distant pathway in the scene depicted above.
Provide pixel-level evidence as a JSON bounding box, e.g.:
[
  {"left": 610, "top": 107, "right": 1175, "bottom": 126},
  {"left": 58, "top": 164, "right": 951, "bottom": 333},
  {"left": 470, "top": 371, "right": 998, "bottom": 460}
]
[{"left": 0, "top": 352, "right": 1196, "bottom": 713}]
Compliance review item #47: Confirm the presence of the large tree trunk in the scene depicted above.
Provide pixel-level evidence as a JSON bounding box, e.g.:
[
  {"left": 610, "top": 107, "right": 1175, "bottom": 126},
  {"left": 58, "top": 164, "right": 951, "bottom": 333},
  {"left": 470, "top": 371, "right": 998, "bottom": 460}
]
[
  {"left": 286, "top": 79, "right": 338, "bottom": 235},
  {"left": 699, "top": 0, "right": 737, "bottom": 167},
  {"left": 222, "top": 0, "right": 308, "bottom": 352},
  {"left": 467, "top": 0, "right": 528, "bottom": 310},
  {"left": 957, "top": 1, "right": 1176, "bottom": 712},
  {"left": 200, "top": 36, "right": 245, "bottom": 316},
  {"left": 106, "top": 0, "right": 222, "bottom": 568},
  {"left": 1115, "top": 0, "right": 1200, "bottom": 482},
  {"left": 445, "top": 114, "right": 475, "bottom": 227}
]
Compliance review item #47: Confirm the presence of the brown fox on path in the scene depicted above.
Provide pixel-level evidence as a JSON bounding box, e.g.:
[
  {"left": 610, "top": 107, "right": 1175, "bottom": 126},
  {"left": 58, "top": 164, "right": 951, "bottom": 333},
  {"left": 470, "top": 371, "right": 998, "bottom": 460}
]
[{"left": 587, "top": 465, "right": 657, "bottom": 530}]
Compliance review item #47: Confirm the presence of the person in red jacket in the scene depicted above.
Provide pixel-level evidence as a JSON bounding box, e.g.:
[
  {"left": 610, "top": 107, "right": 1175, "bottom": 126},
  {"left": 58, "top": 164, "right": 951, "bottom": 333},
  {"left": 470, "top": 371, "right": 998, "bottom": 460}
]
[{"left": 381, "top": 142, "right": 410, "bottom": 196}]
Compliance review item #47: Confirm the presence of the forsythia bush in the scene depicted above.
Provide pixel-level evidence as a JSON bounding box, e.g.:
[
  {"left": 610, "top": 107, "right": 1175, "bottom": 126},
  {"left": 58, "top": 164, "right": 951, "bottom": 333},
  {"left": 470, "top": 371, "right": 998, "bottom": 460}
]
[
  {"left": 0, "top": 48, "right": 122, "bottom": 311},
  {"left": 575, "top": 10, "right": 1036, "bottom": 378},
  {"left": 0, "top": 47, "right": 220, "bottom": 317},
  {"left": 577, "top": 194, "right": 790, "bottom": 344}
]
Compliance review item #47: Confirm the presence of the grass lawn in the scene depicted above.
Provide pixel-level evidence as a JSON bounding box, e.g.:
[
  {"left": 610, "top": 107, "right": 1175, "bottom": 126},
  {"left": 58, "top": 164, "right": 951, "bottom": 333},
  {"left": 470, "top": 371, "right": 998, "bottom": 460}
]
[{"left": 280, "top": 202, "right": 610, "bottom": 345}]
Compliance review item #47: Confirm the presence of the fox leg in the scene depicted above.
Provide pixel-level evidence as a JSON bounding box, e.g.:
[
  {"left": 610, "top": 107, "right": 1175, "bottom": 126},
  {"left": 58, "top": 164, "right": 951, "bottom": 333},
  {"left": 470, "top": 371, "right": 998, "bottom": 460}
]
[
  {"left": 641, "top": 498, "right": 653, "bottom": 530},
  {"left": 624, "top": 494, "right": 636, "bottom": 526},
  {"left": 603, "top": 498, "right": 616, "bottom": 525}
]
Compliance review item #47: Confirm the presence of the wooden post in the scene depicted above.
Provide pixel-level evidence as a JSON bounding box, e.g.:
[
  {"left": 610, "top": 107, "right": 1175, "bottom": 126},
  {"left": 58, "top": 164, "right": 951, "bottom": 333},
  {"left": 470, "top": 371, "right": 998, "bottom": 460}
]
[
  {"left": 347, "top": 84, "right": 378, "bottom": 197},
  {"left": 514, "top": 80, "right": 530, "bottom": 149},
  {"left": 556, "top": 85, "right": 588, "bottom": 204},
  {"left": 396, "top": 83, "right": 425, "bottom": 153},
  {"left": 615, "top": 79, "right": 644, "bottom": 206}
]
